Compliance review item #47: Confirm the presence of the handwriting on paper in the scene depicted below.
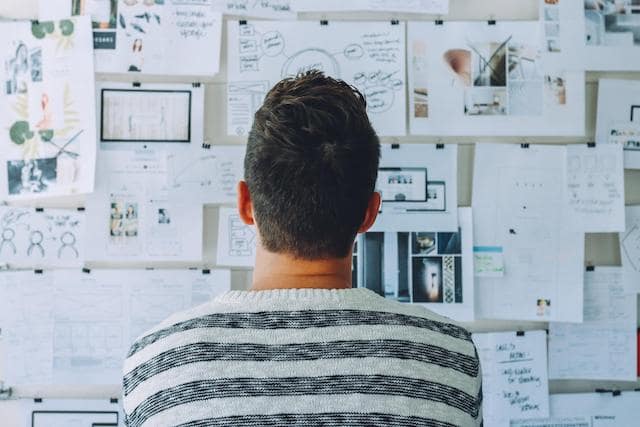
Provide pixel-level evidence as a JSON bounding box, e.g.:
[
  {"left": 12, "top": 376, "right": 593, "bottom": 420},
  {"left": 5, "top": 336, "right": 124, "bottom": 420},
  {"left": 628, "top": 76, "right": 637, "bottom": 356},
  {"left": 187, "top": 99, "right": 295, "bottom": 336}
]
[{"left": 473, "top": 330, "right": 549, "bottom": 426}]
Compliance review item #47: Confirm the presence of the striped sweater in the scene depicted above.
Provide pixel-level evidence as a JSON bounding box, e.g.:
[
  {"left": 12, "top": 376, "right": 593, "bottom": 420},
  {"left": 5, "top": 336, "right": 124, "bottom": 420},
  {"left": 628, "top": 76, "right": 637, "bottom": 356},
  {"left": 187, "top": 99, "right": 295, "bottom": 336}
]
[{"left": 122, "top": 288, "right": 483, "bottom": 427}]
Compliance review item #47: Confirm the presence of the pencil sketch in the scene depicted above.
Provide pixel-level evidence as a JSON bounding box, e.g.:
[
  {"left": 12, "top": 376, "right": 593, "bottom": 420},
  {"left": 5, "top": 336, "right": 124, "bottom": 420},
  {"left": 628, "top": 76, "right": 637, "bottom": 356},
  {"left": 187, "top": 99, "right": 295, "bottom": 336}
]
[{"left": 228, "top": 21, "right": 406, "bottom": 136}]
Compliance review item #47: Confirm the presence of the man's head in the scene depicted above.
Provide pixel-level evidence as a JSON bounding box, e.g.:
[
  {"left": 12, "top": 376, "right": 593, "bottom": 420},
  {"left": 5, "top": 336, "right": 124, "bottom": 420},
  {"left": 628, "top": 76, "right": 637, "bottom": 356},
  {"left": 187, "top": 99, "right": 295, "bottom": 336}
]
[{"left": 239, "top": 70, "right": 381, "bottom": 260}]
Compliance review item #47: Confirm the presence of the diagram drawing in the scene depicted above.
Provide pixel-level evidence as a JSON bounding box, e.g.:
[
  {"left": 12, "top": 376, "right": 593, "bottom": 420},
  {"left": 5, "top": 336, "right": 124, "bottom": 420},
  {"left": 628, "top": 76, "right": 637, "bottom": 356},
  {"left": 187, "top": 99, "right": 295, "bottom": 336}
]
[
  {"left": 0, "top": 207, "right": 84, "bottom": 268},
  {"left": 228, "top": 21, "right": 406, "bottom": 136}
]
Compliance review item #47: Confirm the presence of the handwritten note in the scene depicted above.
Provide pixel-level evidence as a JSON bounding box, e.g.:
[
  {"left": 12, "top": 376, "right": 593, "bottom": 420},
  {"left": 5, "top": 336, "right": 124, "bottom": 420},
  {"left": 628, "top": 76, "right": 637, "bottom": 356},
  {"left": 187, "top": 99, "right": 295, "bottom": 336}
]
[
  {"left": 215, "top": 0, "right": 295, "bottom": 18},
  {"left": 473, "top": 330, "right": 549, "bottom": 427},
  {"left": 565, "top": 144, "right": 625, "bottom": 232},
  {"left": 621, "top": 205, "right": 640, "bottom": 294},
  {"left": 473, "top": 246, "right": 505, "bottom": 277},
  {"left": 548, "top": 267, "right": 637, "bottom": 381}
]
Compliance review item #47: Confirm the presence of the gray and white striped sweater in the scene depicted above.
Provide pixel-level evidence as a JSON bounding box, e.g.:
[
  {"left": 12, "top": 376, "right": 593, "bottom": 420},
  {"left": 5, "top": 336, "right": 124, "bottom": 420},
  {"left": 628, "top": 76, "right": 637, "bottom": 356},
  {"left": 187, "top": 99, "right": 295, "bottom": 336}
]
[{"left": 122, "top": 288, "right": 483, "bottom": 427}]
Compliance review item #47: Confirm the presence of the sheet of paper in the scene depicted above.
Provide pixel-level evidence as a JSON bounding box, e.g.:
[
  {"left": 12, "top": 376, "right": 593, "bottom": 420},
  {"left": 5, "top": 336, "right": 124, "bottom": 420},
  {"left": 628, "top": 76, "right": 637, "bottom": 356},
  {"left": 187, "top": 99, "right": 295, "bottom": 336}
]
[
  {"left": 168, "top": 144, "right": 245, "bottom": 205},
  {"left": 227, "top": 20, "right": 406, "bottom": 136},
  {"left": 371, "top": 144, "right": 458, "bottom": 232},
  {"left": 407, "top": 21, "right": 585, "bottom": 136},
  {"left": 216, "top": 206, "right": 256, "bottom": 267},
  {"left": 550, "top": 391, "right": 640, "bottom": 426},
  {"left": 596, "top": 79, "right": 640, "bottom": 170},
  {"left": 214, "top": 0, "right": 295, "bottom": 18},
  {"left": 0, "top": 16, "right": 97, "bottom": 201},
  {"left": 548, "top": 267, "right": 637, "bottom": 381},
  {"left": 473, "top": 246, "right": 505, "bottom": 278},
  {"left": 472, "top": 330, "right": 550, "bottom": 427},
  {"left": 293, "top": 0, "right": 449, "bottom": 14},
  {"left": 355, "top": 207, "right": 474, "bottom": 321},
  {"left": 0, "top": 271, "right": 55, "bottom": 386},
  {"left": 0, "top": 206, "right": 85, "bottom": 268},
  {"left": 0, "top": 269, "right": 230, "bottom": 386},
  {"left": 511, "top": 417, "right": 590, "bottom": 427},
  {"left": 97, "top": 81, "right": 205, "bottom": 151},
  {"left": 473, "top": 143, "right": 584, "bottom": 322},
  {"left": 565, "top": 143, "right": 625, "bottom": 232},
  {"left": 620, "top": 205, "right": 640, "bottom": 294},
  {"left": 85, "top": 150, "right": 203, "bottom": 263},
  {"left": 39, "top": 0, "right": 222, "bottom": 76},
  {"left": 0, "top": 398, "right": 124, "bottom": 427}
]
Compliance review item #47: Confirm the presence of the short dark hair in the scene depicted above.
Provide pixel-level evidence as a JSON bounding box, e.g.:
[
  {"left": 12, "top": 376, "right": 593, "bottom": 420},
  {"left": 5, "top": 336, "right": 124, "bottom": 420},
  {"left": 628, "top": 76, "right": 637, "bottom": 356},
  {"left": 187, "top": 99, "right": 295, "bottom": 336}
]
[{"left": 245, "top": 70, "right": 380, "bottom": 259}]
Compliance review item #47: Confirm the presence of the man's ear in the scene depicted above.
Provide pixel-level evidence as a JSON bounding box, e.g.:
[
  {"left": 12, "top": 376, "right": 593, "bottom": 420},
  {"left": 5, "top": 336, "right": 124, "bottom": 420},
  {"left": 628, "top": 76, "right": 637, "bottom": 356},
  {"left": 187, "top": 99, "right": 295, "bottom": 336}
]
[
  {"left": 357, "top": 191, "right": 381, "bottom": 233},
  {"left": 237, "top": 180, "right": 255, "bottom": 225}
]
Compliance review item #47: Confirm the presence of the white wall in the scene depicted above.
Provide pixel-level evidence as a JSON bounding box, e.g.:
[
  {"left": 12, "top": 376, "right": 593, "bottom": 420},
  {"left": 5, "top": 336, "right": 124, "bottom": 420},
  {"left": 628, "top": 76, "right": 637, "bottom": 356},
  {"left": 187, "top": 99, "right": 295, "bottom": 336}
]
[{"left": 1, "top": 0, "right": 639, "bottom": 402}]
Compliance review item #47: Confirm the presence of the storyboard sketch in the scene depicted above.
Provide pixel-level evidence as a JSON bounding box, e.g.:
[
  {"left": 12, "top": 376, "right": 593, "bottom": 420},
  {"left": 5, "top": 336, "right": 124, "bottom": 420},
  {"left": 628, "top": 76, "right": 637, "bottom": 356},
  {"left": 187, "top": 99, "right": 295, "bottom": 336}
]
[
  {"left": 85, "top": 150, "right": 203, "bottom": 263},
  {"left": 548, "top": 267, "right": 637, "bottom": 382},
  {"left": 565, "top": 143, "right": 625, "bottom": 232},
  {"left": 595, "top": 78, "right": 640, "bottom": 169},
  {"left": 0, "top": 398, "right": 124, "bottom": 427},
  {"left": 354, "top": 208, "right": 474, "bottom": 321},
  {"left": 620, "top": 205, "right": 640, "bottom": 294},
  {"left": 514, "top": 391, "right": 640, "bottom": 427},
  {"left": 214, "top": 0, "right": 295, "bottom": 18},
  {"left": 293, "top": 0, "right": 449, "bottom": 14},
  {"left": 39, "top": 0, "right": 223, "bottom": 76},
  {"left": 168, "top": 144, "right": 245, "bottom": 205},
  {"left": 0, "top": 268, "right": 231, "bottom": 386},
  {"left": 543, "top": 0, "right": 640, "bottom": 71},
  {"left": 407, "top": 20, "right": 585, "bottom": 136},
  {"left": 371, "top": 144, "right": 458, "bottom": 232},
  {"left": 216, "top": 206, "right": 256, "bottom": 267},
  {"left": 473, "top": 143, "right": 584, "bottom": 322},
  {"left": 0, "top": 16, "right": 97, "bottom": 201},
  {"left": 472, "top": 330, "right": 550, "bottom": 427},
  {"left": 0, "top": 206, "right": 85, "bottom": 269},
  {"left": 97, "top": 81, "right": 205, "bottom": 151},
  {"left": 227, "top": 20, "right": 406, "bottom": 136}
]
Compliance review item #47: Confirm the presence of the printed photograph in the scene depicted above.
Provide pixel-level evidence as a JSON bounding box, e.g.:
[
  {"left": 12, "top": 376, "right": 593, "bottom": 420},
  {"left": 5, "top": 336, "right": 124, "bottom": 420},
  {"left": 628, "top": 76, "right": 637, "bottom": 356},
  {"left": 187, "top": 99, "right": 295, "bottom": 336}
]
[
  {"left": 158, "top": 208, "right": 171, "bottom": 224},
  {"left": 470, "top": 40, "right": 508, "bottom": 87},
  {"left": 72, "top": 0, "right": 118, "bottom": 29},
  {"left": 544, "top": 75, "right": 567, "bottom": 106},
  {"left": 412, "top": 257, "right": 443, "bottom": 303},
  {"left": 411, "top": 232, "right": 437, "bottom": 255},
  {"left": 437, "top": 231, "right": 461, "bottom": 254},
  {"left": 585, "top": 0, "right": 640, "bottom": 46},
  {"left": 464, "top": 87, "right": 507, "bottom": 115},
  {"left": 109, "top": 201, "right": 138, "bottom": 238},
  {"left": 7, "top": 158, "right": 57, "bottom": 195},
  {"left": 377, "top": 168, "right": 427, "bottom": 202},
  {"left": 4, "top": 41, "right": 30, "bottom": 95}
]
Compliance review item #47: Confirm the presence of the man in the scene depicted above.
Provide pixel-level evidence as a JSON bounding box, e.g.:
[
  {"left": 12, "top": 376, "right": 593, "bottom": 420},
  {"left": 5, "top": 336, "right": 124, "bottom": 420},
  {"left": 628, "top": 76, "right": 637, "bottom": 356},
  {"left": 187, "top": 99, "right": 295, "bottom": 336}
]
[{"left": 123, "top": 71, "right": 482, "bottom": 427}]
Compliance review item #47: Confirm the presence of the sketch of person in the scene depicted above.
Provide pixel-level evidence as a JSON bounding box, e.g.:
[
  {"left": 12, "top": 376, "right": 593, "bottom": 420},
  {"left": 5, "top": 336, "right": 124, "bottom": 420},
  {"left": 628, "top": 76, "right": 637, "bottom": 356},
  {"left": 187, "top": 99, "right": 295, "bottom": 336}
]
[
  {"left": 128, "top": 39, "right": 143, "bottom": 72},
  {"left": 36, "top": 93, "right": 53, "bottom": 130},
  {"left": 110, "top": 203, "right": 123, "bottom": 236},
  {"left": 5, "top": 42, "right": 29, "bottom": 94}
]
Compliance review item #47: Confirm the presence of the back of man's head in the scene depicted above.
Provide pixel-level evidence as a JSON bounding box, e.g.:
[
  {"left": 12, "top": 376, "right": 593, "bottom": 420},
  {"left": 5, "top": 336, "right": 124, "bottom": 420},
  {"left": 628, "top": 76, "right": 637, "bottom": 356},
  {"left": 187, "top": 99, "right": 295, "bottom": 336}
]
[{"left": 245, "top": 70, "right": 380, "bottom": 260}]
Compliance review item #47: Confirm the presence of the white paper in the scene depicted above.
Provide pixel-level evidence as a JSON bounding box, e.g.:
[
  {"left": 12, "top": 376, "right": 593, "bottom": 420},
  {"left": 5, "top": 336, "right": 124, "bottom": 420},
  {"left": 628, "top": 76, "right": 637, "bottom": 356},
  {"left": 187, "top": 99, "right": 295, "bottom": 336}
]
[
  {"left": 371, "top": 144, "right": 458, "bottom": 232},
  {"left": 596, "top": 79, "right": 640, "bottom": 169},
  {"left": 97, "top": 81, "right": 205, "bottom": 151},
  {"left": 620, "top": 205, "right": 640, "bottom": 294},
  {"left": 548, "top": 267, "right": 637, "bottom": 381},
  {"left": 407, "top": 21, "right": 585, "bottom": 136},
  {"left": 550, "top": 391, "right": 640, "bottom": 426},
  {"left": 293, "top": 0, "right": 449, "bottom": 14},
  {"left": 40, "top": 0, "right": 222, "bottom": 76},
  {"left": 472, "top": 330, "right": 550, "bottom": 427},
  {"left": 216, "top": 206, "right": 256, "bottom": 267},
  {"left": 0, "top": 398, "right": 124, "bottom": 427},
  {"left": 511, "top": 418, "right": 590, "bottom": 427},
  {"left": 227, "top": 20, "right": 406, "bottom": 136},
  {"left": 168, "top": 144, "right": 245, "bottom": 205},
  {"left": 0, "top": 16, "right": 97, "bottom": 200},
  {"left": 473, "top": 143, "right": 584, "bottom": 322},
  {"left": 0, "top": 206, "right": 85, "bottom": 268},
  {"left": 355, "top": 207, "right": 474, "bottom": 321},
  {"left": 0, "top": 271, "right": 55, "bottom": 385},
  {"left": 0, "top": 268, "right": 230, "bottom": 386},
  {"left": 214, "top": 0, "right": 295, "bottom": 18},
  {"left": 565, "top": 143, "right": 625, "bottom": 232},
  {"left": 85, "top": 150, "right": 203, "bottom": 263}
]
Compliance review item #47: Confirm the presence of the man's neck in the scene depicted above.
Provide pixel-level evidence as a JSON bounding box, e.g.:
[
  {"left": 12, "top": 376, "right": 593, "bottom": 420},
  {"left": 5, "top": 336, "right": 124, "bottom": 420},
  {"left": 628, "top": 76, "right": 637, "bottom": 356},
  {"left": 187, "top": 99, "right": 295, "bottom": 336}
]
[{"left": 251, "top": 245, "right": 353, "bottom": 291}]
